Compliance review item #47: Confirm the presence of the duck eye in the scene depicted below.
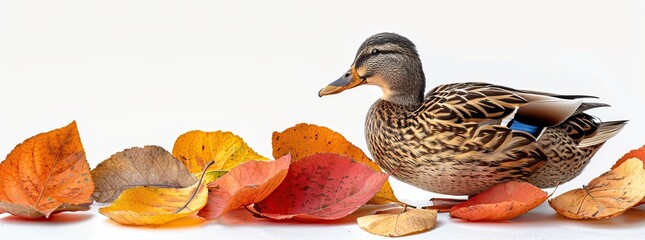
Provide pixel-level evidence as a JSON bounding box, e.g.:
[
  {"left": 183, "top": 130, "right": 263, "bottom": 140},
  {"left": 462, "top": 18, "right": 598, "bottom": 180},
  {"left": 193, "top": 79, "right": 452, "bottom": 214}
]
[{"left": 371, "top": 49, "right": 380, "bottom": 55}]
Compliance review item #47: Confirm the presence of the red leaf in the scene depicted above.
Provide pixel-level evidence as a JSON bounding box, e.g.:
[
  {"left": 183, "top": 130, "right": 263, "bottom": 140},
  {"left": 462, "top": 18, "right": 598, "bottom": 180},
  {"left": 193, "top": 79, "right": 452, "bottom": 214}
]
[
  {"left": 450, "top": 181, "right": 547, "bottom": 221},
  {"left": 197, "top": 155, "right": 291, "bottom": 220},
  {"left": 254, "top": 153, "right": 388, "bottom": 221}
]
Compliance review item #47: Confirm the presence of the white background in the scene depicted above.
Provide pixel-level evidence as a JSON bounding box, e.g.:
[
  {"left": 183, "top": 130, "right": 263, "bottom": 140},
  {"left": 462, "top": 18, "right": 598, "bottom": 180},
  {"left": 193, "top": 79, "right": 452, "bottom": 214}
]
[{"left": 1, "top": 0, "right": 644, "bottom": 239}]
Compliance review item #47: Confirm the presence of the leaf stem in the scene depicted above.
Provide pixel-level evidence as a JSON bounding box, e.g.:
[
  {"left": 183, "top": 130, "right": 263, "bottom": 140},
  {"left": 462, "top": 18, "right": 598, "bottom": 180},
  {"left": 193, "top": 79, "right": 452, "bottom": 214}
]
[
  {"left": 175, "top": 160, "right": 215, "bottom": 214},
  {"left": 35, "top": 127, "right": 74, "bottom": 208},
  {"left": 582, "top": 184, "right": 607, "bottom": 212},
  {"left": 547, "top": 182, "right": 561, "bottom": 198}
]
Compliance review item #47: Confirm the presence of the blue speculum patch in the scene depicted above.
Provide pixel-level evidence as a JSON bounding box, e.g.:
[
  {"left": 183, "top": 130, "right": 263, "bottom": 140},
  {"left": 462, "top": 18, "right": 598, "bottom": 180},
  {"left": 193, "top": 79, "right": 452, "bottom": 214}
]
[{"left": 508, "top": 119, "right": 544, "bottom": 138}]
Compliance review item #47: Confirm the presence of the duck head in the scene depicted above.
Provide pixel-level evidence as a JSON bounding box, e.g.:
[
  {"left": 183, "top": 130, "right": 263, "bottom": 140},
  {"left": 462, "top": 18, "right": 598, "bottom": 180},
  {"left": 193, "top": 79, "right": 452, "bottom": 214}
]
[{"left": 319, "top": 32, "right": 426, "bottom": 107}]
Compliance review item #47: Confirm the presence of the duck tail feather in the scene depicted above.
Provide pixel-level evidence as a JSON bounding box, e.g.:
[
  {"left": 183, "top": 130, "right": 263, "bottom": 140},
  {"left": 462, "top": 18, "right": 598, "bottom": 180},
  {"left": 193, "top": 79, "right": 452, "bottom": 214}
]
[
  {"left": 578, "top": 120, "right": 628, "bottom": 148},
  {"left": 574, "top": 102, "right": 611, "bottom": 115},
  {"left": 511, "top": 88, "right": 599, "bottom": 100}
]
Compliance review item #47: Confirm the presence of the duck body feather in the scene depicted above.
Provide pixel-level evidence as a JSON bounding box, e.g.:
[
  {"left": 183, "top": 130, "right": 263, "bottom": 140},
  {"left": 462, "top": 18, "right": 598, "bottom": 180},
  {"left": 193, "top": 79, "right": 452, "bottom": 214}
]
[{"left": 366, "top": 82, "right": 625, "bottom": 195}]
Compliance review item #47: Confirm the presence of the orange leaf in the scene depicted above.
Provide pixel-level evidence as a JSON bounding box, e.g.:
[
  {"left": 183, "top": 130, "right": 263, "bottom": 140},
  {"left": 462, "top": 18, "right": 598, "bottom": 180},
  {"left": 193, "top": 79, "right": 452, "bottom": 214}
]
[
  {"left": 549, "top": 158, "right": 645, "bottom": 219},
  {"left": 172, "top": 130, "right": 267, "bottom": 173},
  {"left": 254, "top": 153, "right": 388, "bottom": 221},
  {"left": 272, "top": 123, "right": 398, "bottom": 204},
  {"left": 99, "top": 180, "right": 208, "bottom": 225},
  {"left": 198, "top": 155, "right": 290, "bottom": 219},
  {"left": 450, "top": 181, "right": 547, "bottom": 221},
  {"left": 0, "top": 121, "right": 94, "bottom": 218},
  {"left": 612, "top": 145, "right": 645, "bottom": 206},
  {"left": 612, "top": 144, "right": 645, "bottom": 169}
]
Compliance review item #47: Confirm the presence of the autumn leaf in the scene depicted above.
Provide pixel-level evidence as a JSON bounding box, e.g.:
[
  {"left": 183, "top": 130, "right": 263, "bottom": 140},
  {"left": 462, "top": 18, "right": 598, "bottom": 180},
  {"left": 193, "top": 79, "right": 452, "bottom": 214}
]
[
  {"left": 450, "top": 181, "right": 547, "bottom": 221},
  {"left": 0, "top": 121, "right": 94, "bottom": 218},
  {"left": 198, "top": 155, "right": 290, "bottom": 219},
  {"left": 99, "top": 178, "right": 208, "bottom": 225},
  {"left": 91, "top": 146, "right": 197, "bottom": 203},
  {"left": 549, "top": 158, "right": 645, "bottom": 219},
  {"left": 357, "top": 208, "right": 438, "bottom": 237},
  {"left": 197, "top": 170, "right": 228, "bottom": 184},
  {"left": 272, "top": 123, "right": 398, "bottom": 204},
  {"left": 611, "top": 144, "right": 645, "bottom": 169},
  {"left": 172, "top": 130, "right": 267, "bottom": 173},
  {"left": 254, "top": 153, "right": 388, "bottom": 221},
  {"left": 610, "top": 145, "right": 645, "bottom": 206}
]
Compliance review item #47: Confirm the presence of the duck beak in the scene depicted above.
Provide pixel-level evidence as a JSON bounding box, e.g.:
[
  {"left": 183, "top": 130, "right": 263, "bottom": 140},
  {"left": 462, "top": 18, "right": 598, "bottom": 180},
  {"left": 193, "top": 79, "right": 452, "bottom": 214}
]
[{"left": 318, "top": 66, "right": 365, "bottom": 97}]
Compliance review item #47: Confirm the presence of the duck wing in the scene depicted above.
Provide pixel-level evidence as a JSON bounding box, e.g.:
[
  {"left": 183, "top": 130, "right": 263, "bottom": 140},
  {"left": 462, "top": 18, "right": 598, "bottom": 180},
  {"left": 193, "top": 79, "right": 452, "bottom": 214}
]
[
  {"left": 422, "top": 82, "right": 603, "bottom": 128},
  {"left": 420, "top": 82, "right": 527, "bottom": 123}
]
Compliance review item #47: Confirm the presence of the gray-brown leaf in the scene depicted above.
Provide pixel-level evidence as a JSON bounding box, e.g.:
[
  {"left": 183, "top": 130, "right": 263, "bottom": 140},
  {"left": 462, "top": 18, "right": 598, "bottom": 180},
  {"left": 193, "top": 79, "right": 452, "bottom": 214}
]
[{"left": 91, "top": 146, "right": 197, "bottom": 202}]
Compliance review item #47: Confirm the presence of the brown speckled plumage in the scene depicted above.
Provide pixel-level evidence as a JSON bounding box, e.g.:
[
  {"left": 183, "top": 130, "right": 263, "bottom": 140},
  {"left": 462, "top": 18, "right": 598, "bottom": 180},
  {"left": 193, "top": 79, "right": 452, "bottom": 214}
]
[{"left": 320, "top": 33, "right": 627, "bottom": 196}]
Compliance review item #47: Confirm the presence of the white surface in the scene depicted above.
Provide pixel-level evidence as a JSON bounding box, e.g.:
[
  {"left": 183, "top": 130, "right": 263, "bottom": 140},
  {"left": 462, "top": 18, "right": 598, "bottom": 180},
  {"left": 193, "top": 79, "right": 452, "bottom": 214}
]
[{"left": 1, "top": 0, "right": 644, "bottom": 239}]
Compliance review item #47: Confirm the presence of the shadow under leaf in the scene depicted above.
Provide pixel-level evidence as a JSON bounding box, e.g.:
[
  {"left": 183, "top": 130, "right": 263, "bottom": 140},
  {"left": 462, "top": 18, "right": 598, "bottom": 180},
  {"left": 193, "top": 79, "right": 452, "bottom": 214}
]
[
  {"left": 102, "top": 214, "right": 207, "bottom": 229},
  {"left": 217, "top": 204, "right": 398, "bottom": 226},
  {"left": 0, "top": 212, "right": 93, "bottom": 224}
]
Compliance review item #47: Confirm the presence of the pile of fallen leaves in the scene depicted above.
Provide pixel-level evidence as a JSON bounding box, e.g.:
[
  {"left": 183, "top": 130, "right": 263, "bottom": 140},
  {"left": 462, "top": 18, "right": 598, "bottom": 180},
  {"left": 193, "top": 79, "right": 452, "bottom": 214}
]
[{"left": 1, "top": 121, "right": 644, "bottom": 237}]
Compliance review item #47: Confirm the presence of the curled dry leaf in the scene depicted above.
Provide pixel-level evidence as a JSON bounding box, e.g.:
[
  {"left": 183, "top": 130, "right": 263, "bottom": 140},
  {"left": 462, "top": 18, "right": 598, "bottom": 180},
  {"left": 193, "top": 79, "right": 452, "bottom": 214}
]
[
  {"left": 91, "top": 146, "right": 197, "bottom": 202},
  {"left": 172, "top": 130, "right": 267, "bottom": 173},
  {"left": 198, "top": 155, "right": 290, "bottom": 219},
  {"left": 0, "top": 121, "right": 94, "bottom": 218},
  {"left": 254, "top": 153, "right": 388, "bottom": 221},
  {"left": 611, "top": 144, "right": 645, "bottom": 170},
  {"left": 611, "top": 145, "right": 645, "bottom": 206},
  {"left": 450, "top": 181, "right": 547, "bottom": 221},
  {"left": 549, "top": 158, "right": 645, "bottom": 219},
  {"left": 99, "top": 179, "right": 208, "bottom": 225},
  {"left": 357, "top": 208, "right": 438, "bottom": 237},
  {"left": 272, "top": 123, "right": 398, "bottom": 204}
]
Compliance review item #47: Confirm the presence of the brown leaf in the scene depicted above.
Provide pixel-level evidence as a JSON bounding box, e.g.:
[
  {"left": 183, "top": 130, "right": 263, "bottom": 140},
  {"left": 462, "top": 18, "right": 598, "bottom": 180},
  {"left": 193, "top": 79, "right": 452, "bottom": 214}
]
[
  {"left": 549, "top": 158, "right": 645, "bottom": 219},
  {"left": 0, "top": 121, "right": 94, "bottom": 218},
  {"left": 272, "top": 123, "right": 399, "bottom": 204},
  {"left": 91, "top": 146, "right": 197, "bottom": 203},
  {"left": 450, "top": 181, "right": 547, "bottom": 221},
  {"left": 357, "top": 208, "right": 438, "bottom": 237}
]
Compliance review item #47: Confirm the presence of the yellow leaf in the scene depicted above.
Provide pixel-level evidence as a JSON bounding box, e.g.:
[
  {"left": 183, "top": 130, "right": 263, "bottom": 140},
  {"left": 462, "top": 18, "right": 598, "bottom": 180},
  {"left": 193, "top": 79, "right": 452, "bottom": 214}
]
[
  {"left": 172, "top": 130, "right": 267, "bottom": 173},
  {"left": 549, "top": 158, "right": 645, "bottom": 219},
  {"left": 357, "top": 208, "right": 438, "bottom": 237},
  {"left": 99, "top": 180, "right": 208, "bottom": 225},
  {"left": 195, "top": 170, "right": 228, "bottom": 184},
  {"left": 272, "top": 123, "right": 399, "bottom": 204}
]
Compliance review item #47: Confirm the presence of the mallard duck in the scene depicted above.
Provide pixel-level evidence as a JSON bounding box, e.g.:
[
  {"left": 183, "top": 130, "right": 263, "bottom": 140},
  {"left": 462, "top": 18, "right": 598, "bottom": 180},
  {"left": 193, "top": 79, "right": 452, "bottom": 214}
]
[{"left": 319, "top": 32, "right": 627, "bottom": 196}]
